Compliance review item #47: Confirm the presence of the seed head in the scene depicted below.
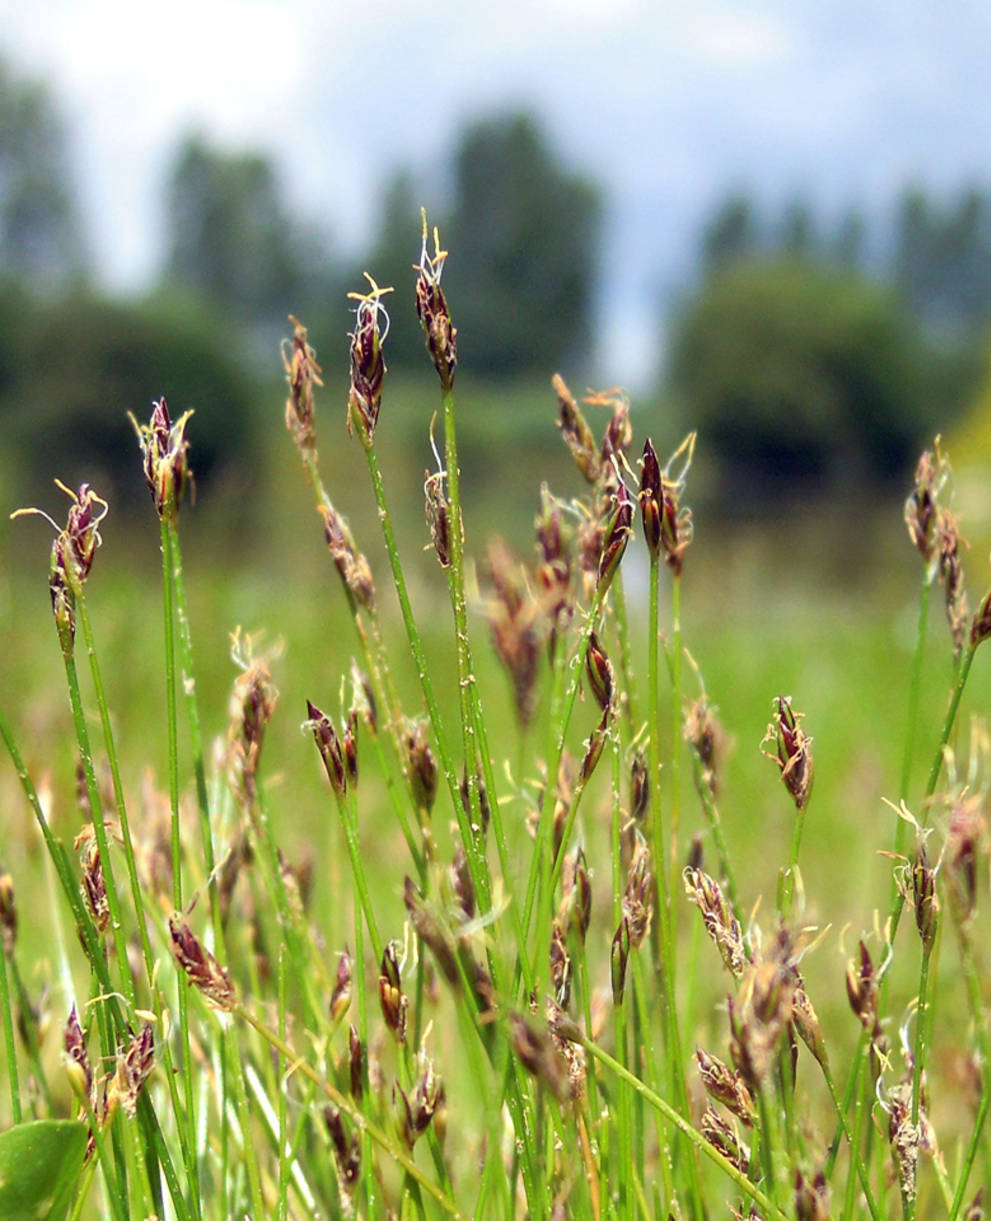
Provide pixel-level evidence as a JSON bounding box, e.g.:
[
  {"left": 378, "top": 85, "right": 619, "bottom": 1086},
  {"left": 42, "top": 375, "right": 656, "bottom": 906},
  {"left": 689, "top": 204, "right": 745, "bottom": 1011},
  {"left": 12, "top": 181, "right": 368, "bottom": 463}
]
[
  {"left": 346, "top": 278, "right": 391, "bottom": 443},
  {"left": 510, "top": 1012, "right": 571, "bottom": 1101},
  {"left": 415, "top": 213, "right": 458, "bottom": 393},
  {"left": 402, "top": 720, "right": 438, "bottom": 815},
  {"left": 971, "top": 563, "right": 991, "bottom": 649},
  {"left": 549, "top": 920, "right": 572, "bottom": 1009},
  {"left": 846, "top": 939, "right": 880, "bottom": 1033},
  {"left": 168, "top": 914, "right": 237, "bottom": 1011},
  {"left": 282, "top": 316, "right": 323, "bottom": 457},
  {"left": 622, "top": 832, "right": 653, "bottom": 949},
  {"left": 685, "top": 695, "right": 724, "bottom": 799},
  {"left": 226, "top": 638, "right": 278, "bottom": 812},
  {"left": 64, "top": 1004, "right": 92, "bottom": 1100},
  {"left": 639, "top": 438, "right": 663, "bottom": 559},
  {"left": 763, "top": 696, "right": 814, "bottom": 811},
  {"left": 935, "top": 509, "right": 970, "bottom": 654},
  {"left": 404, "top": 878, "right": 460, "bottom": 988},
  {"left": 485, "top": 539, "right": 542, "bottom": 728},
  {"left": 130, "top": 398, "right": 193, "bottom": 522},
  {"left": 794, "top": 1167, "right": 830, "bottom": 1221},
  {"left": 945, "top": 794, "right": 984, "bottom": 920},
  {"left": 700, "top": 1105, "right": 750, "bottom": 1172},
  {"left": 349, "top": 1025, "right": 363, "bottom": 1100},
  {"left": 80, "top": 842, "right": 110, "bottom": 935},
  {"left": 611, "top": 916, "right": 630, "bottom": 1005},
  {"left": 695, "top": 1046, "right": 756, "bottom": 1125},
  {"left": 324, "top": 1106, "right": 361, "bottom": 1199}
]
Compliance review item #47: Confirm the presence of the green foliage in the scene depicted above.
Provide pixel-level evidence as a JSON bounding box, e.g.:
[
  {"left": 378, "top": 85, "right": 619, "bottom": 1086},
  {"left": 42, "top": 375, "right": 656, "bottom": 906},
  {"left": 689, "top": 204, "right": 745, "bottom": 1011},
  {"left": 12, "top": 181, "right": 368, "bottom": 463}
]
[
  {"left": 0, "top": 1120, "right": 88, "bottom": 1221},
  {"left": 0, "top": 285, "right": 256, "bottom": 508},
  {"left": 669, "top": 257, "right": 939, "bottom": 500},
  {"left": 0, "top": 57, "right": 87, "bottom": 288}
]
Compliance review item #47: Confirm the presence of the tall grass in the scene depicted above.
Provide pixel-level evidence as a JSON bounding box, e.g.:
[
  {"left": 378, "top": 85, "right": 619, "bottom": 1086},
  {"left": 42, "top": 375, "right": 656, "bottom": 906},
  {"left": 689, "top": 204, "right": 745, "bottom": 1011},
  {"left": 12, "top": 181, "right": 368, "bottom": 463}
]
[{"left": 1, "top": 218, "right": 990, "bottom": 1219}]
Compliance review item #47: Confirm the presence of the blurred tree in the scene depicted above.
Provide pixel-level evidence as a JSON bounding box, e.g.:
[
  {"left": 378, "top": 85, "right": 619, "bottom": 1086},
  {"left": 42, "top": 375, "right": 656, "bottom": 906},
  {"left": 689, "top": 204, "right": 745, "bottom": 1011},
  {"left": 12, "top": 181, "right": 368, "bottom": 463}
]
[
  {"left": 0, "top": 57, "right": 86, "bottom": 287},
  {"left": 778, "top": 198, "right": 815, "bottom": 257},
  {"left": 0, "top": 289, "right": 256, "bottom": 512},
  {"left": 443, "top": 112, "right": 601, "bottom": 376},
  {"left": 894, "top": 185, "right": 991, "bottom": 330},
  {"left": 669, "top": 258, "right": 941, "bottom": 502},
  {"left": 163, "top": 134, "right": 334, "bottom": 333},
  {"left": 831, "top": 207, "right": 866, "bottom": 269},
  {"left": 701, "top": 194, "right": 759, "bottom": 273}
]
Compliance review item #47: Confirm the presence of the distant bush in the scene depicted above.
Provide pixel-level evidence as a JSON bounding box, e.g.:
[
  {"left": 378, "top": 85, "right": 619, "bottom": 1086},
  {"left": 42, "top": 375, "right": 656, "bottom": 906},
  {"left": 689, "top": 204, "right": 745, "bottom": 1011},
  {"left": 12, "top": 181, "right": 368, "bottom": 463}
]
[
  {"left": 0, "top": 285, "right": 256, "bottom": 509},
  {"left": 669, "top": 258, "right": 966, "bottom": 505}
]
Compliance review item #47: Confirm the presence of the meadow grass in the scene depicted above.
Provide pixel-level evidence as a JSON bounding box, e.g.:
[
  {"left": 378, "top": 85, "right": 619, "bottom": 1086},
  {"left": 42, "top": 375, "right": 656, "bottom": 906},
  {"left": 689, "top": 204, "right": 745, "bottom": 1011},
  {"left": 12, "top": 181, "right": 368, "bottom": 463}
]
[{"left": 1, "top": 224, "right": 990, "bottom": 1219}]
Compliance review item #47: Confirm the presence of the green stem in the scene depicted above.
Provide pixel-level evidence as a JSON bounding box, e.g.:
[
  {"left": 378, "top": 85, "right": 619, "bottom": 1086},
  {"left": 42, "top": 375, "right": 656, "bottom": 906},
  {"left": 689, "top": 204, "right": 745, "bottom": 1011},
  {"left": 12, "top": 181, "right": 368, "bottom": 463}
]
[
  {"left": 0, "top": 944, "right": 20, "bottom": 1122},
  {"left": 577, "top": 1031, "right": 789, "bottom": 1221}
]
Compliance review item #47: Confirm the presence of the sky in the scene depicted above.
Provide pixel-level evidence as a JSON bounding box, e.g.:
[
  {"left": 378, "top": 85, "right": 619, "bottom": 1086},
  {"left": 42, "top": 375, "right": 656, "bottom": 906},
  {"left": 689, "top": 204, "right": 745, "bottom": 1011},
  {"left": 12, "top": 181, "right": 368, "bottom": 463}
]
[{"left": 2, "top": 0, "right": 990, "bottom": 385}]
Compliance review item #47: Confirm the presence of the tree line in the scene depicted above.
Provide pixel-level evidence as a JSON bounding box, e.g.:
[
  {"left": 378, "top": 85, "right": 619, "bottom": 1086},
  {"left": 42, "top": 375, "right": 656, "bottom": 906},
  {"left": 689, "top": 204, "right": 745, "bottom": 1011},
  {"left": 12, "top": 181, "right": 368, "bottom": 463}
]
[{"left": 1, "top": 53, "right": 989, "bottom": 510}]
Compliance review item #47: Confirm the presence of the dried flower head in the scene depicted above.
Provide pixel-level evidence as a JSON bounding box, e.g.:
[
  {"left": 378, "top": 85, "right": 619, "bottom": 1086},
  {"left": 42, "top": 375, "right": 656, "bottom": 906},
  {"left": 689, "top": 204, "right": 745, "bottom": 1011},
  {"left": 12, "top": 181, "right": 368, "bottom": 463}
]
[
  {"left": 169, "top": 914, "right": 236, "bottom": 1011},
  {"left": 109, "top": 1023, "right": 155, "bottom": 1118},
  {"left": 319, "top": 504, "right": 376, "bottom": 611},
  {"left": 700, "top": 1105, "right": 750, "bottom": 1172},
  {"left": 728, "top": 931, "right": 798, "bottom": 1089},
  {"left": 415, "top": 212, "right": 458, "bottom": 392},
  {"left": 346, "top": 277, "right": 392, "bottom": 443},
  {"left": 226, "top": 631, "right": 278, "bottom": 811},
  {"left": 935, "top": 509, "right": 969, "bottom": 654},
  {"left": 695, "top": 1046, "right": 756, "bottom": 1126},
  {"left": 912, "top": 845, "right": 939, "bottom": 954},
  {"left": 282, "top": 315, "right": 323, "bottom": 457},
  {"left": 485, "top": 539, "right": 542, "bottom": 727},
  {"left": 80, "top": 841, "right": 110, "bottom": 935},
  {"left": 554, "top": 374, "right": 601, "bottom": 485},
  {"left": 622, "top": 831, "right": 653, "bottom": 949},
  {"left": 905, "top": 439, "right": 948, "bottom": 566},
  {"left": 685, "top": 695, "right": 724, "bottom": 799},
  {"left": 130, "top": 397, "right": 193, "bottom": 522},
  {"left": 762, "top": 696, "right": 814, "bottom": 811},
  {"left": 683, "top": 866, "right": 746, "bottom": 977}
]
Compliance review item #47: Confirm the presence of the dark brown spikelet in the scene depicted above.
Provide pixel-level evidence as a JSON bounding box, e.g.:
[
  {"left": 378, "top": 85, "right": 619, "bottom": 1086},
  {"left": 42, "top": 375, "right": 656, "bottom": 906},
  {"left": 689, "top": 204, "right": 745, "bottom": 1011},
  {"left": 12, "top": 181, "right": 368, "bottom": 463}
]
[
  {"left": 282, "top": 315, "right": 322, "bottom": 457},
  {"left": 792, "top": 982, "right": 828, "bottom": 1070},
  {"left": 81, "top": 842, "right": 110, "bottom": 935},
  {"left": 554, "top": 373, "right": 601, "bottom": 484},
  {"left": 168, "top": 914, "right": 236, "bottom": 1011},
  {"left": 629, "top": 748, "right": 649, "bottom": 823},
  {"left": 946, "top": 794, "right": 985, "bottom": 920},
  {"left": 597, "top": 482, "right": 634, "bottom": 599},
  {"left": 639, "top": 438, "right": 663, "bottom": 559},
  {"left": 424, "top": 464, "right": 455, "bottom": 569},
  {"left": 349, "top": 1025, "right": 363, "bottom": 1100},
  {"left": 699, "top": 1105, "right": 750, "bottom": 1172},
  {"left": 971, "top": 572, "right": 991, "bottom": 649},
  {"left": 559, "top": 846, "right": 591, "bottom": 946},
  {"left": 534, "top": 484, "right": 574, "bottom": 654},
  {"left": 415, "top": 215, "right": 458, "bottom": 393},
  {"left": 459, "top": 765, "right": 491, "bottom": 835},
  {"left": 330, "top": 947, "right": 352, "bottom": 1023},
  {"left": 0, "top": 870, "right": 17, "bottom": 956},
  {"left": 379, "top": 940, "right": 408, "bottom": 1044},
  {"left": 319, "top": 504, "right": 375, "bottom": 611},
  {"left": 763, "top": 695, "right": 814, "bottom": 811},
  {"left": 306, "top": 700, "right": 347, "bottom": 796},
  {"left": 450, "top": 845, "right": 475, "bottom": 921},
  {"left": 846, "top": 939, "right": 880, "bottom": 1032},
  {"left": 585, "top": 632, "right": 614, "bottom": 712},
  {"left": 729, "top": 932, "right": 799, "bottom": 1090},
  {"left": 346, "top": 279, "right": 391, "bottom": 442},
  {"left": 324, "top": 1106, "right": 361, "bottom": 1198},
  {"left": 395, "top": 1047, "right": 445, "bottom": 1150},
  {"left": 15, "top": 482, "right": 110, "bottom": 649},
  {"left": 912, "top": 845, "right": 939, "bottom": 953},
  {"left": 130, "top": 398, "right": 193, "bottom": 523},
  {"left": 510, "top": 1012, "right": 571, "bottom": 1101},
  {"left": 611, "top": 917, "right": 630, "bottom": 1005}
]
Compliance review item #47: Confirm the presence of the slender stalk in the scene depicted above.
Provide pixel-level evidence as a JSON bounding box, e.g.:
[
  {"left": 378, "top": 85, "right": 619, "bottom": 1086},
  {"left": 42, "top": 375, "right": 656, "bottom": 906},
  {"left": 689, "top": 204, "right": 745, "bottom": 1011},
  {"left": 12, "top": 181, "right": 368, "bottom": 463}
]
[
  {"left": 576, "top": 1031, "right": 789, "bottom": 1221},
  {"left": 0, "top": 942, "right": 20, "bottom": 1122}
]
